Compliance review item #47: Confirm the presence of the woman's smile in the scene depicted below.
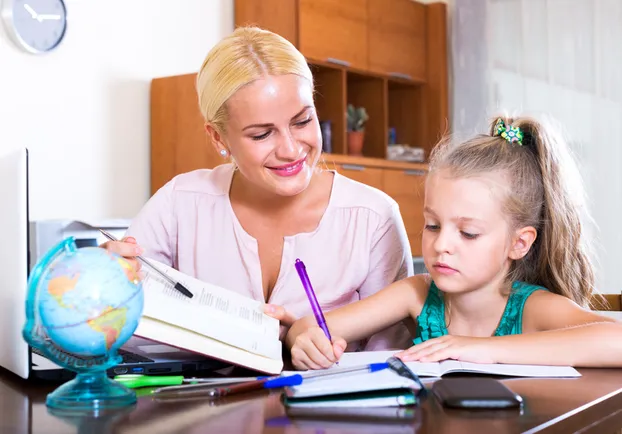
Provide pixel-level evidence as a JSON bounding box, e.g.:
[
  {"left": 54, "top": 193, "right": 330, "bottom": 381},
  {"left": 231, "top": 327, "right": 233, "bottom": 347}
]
[{"left": 266, "top": 157, "right": 307, "bottom": 177}]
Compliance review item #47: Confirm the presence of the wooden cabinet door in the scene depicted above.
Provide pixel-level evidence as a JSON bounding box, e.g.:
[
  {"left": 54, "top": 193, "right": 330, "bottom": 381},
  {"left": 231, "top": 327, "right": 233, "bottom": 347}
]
[
  {"left": 368, "top": 0, "right": 426, "bottom": 81},
  {"left": 299, "top": 0, "right": 368, "bottom": 70},
  {"left": 150, "top": 73, "right": 221, "bottom": 195},
  {"left": 383, "top": 167, "right": 427, "bottom": 257},
  {"left": 234, "top": 0, "right": 298, "bottom": 46},
  {"left": 333, "top": 163, "right": 384, "bottom": 191}
]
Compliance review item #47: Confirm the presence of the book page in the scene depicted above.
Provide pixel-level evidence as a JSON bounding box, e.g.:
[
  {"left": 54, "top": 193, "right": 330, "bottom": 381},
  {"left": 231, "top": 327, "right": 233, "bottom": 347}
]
[
  {"left": 439, "top": 360, "right": 581, "bottom": 378},
  {"left": 139, "top": 260, "right": 281, "bottom": 360},
  {"left": 337, "top": 351, "right": 444, "bottom": 376},
  {"left": 292, "top": 350, "right": 581, "bottom": 378},
  {"left": 289, "top": 351, "right": 442, "bottom": 377},
  {"left": 403, "top": 361, "right": 443, "bottom": 377},
  {"left": 281, "top": 351, "right": 399, "bottom": 376},
  {"left": 285, "top": 351, "right": 581, "bottom": 379},
  {"left": 334, "top": 351, "right": 399, "bottom": 367},
  {"left": 147, "top": 260, "right": 279, "bottom": 334}
]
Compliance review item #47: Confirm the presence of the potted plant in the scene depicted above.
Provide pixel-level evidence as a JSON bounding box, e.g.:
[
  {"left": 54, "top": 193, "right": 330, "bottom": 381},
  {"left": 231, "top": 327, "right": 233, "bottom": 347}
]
[{"left": 346, "top": 104, "right": 368, "bottom": 156}]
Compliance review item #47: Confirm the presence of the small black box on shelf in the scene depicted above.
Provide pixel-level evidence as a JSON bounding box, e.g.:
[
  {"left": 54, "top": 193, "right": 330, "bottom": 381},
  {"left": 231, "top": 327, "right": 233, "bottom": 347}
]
[{"left": 319, "top": 120, "right": 332, "bottom": 153}]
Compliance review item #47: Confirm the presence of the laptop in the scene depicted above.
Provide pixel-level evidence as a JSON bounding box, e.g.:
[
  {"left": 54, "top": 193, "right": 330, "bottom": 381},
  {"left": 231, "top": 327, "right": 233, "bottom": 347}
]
[{"left": 0, "top": 148, "right": 227, "bottom": 382}]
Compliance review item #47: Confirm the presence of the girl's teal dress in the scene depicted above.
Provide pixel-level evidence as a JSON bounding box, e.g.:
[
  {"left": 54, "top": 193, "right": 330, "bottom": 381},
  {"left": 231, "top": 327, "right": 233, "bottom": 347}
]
[{"left": 413, "top": 281, "right": 546, "bottom": 345}]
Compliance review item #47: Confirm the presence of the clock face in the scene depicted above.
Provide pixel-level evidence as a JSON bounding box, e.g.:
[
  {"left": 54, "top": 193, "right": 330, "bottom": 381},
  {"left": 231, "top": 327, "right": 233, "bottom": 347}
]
[{"left": 2, "top": 0, "right": 67, "bottom": 54}]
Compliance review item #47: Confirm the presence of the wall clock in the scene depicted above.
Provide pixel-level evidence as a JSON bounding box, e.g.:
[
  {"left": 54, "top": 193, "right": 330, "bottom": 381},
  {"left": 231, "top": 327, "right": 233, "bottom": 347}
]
[{"left": 1, "top": 0, "right": 67, "bottom": 54}]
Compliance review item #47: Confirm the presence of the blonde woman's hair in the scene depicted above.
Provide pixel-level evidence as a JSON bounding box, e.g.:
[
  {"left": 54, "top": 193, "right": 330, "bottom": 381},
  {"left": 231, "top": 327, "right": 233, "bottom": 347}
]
[
  {"left": 196, "top": 26, "right": 314, "bottom": 134},
  {"left": 428, "top": 116, "right": 595, "bottom": 307}
]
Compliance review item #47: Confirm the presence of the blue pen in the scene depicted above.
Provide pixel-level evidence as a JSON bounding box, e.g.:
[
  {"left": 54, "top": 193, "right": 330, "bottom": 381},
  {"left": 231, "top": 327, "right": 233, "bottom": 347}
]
[
  {"left": 301, "top": 362, "right": 390, "bottom": 379},
  {"left": 152, "top": 364, "right": 390, "bottom": 399},
  {"left": 153, "top": 374, "right": 304, "bottom": 399},
  {"left": 295, "top": 258, "right": 332, "bottom": 340}
]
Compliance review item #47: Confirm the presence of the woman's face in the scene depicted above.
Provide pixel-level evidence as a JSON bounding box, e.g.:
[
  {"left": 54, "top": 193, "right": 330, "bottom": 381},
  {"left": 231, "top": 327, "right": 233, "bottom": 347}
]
[{"left": 217, "top": 74, "right": 322, "bottom": 197}]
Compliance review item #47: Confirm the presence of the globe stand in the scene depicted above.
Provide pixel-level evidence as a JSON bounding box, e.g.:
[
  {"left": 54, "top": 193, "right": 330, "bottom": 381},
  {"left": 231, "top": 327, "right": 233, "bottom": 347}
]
[
  {"left": 22, "top": 237, "right": 145, "bottom": 414},
  {"left": 46, "top": 371, "right": 136, "bottom": 412}
]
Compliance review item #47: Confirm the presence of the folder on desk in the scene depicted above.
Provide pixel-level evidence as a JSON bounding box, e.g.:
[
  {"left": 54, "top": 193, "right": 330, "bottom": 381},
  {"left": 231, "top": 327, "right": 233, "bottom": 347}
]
[{"left": 283, "top": 367, "right": 423, "bottom": 408}]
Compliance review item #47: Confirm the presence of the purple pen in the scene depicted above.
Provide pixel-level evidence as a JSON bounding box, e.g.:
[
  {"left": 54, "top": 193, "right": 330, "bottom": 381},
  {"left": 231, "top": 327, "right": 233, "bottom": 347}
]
[{"left": 295, "top": 258, "right": 332, "bottom": 341}]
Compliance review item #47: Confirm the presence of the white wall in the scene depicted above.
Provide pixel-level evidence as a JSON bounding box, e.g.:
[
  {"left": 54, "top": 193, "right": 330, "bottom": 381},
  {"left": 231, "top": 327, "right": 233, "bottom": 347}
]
[
  {"left": 451, "top": 0, "right": 622, "bottom": 293},
  {"left": 0, "top": 0, "right": 233, "bottom": 221}
]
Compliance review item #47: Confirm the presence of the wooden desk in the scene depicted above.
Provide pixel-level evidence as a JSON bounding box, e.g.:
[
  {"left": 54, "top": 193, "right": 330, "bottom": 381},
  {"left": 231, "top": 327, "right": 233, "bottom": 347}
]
[{"left": 2, "top": 368, "right": 622, "bottom": 434}]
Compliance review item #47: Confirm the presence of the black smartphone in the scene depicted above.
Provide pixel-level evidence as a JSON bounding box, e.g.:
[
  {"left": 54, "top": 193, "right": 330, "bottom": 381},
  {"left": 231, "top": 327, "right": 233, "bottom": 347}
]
[{"left": 432, "top": 378, "right": 523, "bottom": 409}]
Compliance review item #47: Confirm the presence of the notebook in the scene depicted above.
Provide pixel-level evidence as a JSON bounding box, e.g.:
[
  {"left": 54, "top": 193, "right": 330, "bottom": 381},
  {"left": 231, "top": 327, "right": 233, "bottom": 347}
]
[
  {"left": 332, "top": 351, "right": 582, "bottom": 378},
  {"left": 133, "top": 260, "right": 283, "bottom": 374},
  {"left": 283, "top": 364, "right": 425, "bottom": 408}
]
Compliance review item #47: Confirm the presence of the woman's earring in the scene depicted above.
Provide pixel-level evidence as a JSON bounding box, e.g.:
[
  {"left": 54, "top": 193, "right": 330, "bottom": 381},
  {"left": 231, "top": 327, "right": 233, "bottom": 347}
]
[{"left": 220, "top": 149, "right": 228, "bottom": 157}]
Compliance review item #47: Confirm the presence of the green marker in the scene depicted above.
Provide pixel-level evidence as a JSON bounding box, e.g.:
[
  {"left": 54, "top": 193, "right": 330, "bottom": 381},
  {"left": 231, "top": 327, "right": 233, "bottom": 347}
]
[{"left": 113, "top": 374, "right": 263, "bottom": 389}]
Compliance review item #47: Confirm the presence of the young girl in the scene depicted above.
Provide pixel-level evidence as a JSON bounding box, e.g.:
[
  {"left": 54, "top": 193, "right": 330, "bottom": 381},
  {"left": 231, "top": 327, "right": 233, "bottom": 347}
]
[{"left": 284, "top": 115, "right": 622, "bottom": 370}]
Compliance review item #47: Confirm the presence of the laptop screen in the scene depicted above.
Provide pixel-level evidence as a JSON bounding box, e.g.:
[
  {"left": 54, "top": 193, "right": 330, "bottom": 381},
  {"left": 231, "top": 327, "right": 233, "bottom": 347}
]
[{"left": 0, "top": 148, "right": 30, "bottom": 379}]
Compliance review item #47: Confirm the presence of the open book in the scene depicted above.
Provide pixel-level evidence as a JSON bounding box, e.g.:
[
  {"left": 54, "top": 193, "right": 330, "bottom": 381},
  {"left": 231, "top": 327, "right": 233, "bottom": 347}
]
[
  {"left": 334, "top": 351, "right": 581, "bottom": 378},
  {"left": 133, "top": 260, "right": 282, "bottom": 374}
]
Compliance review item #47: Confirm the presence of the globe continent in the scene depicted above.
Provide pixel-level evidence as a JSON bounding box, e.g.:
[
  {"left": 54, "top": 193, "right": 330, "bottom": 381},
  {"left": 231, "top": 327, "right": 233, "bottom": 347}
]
[{"left": 38, "top": 248, "right": 143, "bottom": 357}]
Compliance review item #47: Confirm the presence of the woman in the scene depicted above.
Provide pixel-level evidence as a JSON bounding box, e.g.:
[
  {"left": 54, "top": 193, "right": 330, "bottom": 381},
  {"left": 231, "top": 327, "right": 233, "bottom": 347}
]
[{"left": 104, "top": 26, "right": 413, "bottom": 350}]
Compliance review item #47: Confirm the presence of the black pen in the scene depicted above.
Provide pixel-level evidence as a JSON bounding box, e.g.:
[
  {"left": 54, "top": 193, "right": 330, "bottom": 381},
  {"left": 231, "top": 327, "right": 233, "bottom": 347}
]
[{"left": 99, "top": 229, "right": 193, "bottom": 298}]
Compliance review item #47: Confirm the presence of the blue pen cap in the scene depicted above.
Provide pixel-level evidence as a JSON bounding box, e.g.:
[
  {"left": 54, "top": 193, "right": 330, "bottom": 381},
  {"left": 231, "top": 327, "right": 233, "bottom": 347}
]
[
  {"left": 369, "top": 362, "right": 390, "bottom": 373},
  {"left": 264, "top": 374, "right": 304, "bottom": 389}
]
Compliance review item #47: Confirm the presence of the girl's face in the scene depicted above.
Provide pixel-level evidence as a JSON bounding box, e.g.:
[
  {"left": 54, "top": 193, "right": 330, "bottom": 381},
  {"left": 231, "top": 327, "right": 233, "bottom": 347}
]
[
  {"left": 422, "top": 169, "right": 516, "bottom": 294},
  {"left": 216, "top": 74, "right": 322, "bottom": 197}
]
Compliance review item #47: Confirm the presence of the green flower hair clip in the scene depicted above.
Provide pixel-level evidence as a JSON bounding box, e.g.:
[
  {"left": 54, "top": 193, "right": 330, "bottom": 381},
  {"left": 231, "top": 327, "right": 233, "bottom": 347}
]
[{"left": 493, "top": 118, "right": 523, "bottom": 145}]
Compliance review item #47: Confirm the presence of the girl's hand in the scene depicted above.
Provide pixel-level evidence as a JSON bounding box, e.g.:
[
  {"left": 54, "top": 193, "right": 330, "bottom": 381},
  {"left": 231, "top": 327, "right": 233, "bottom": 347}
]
[
  {"left": 289, "top": 326, "right": 347, "bottom": 370},
  {"left": 100, "top": 236, "right": 142, "bottom": 272},
  {"left": 395, "top": 335, "right": 497, "bottom": 364}
]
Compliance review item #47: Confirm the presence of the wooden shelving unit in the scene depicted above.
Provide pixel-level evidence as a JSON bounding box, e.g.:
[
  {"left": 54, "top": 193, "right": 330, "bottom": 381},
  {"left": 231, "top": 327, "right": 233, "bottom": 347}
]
[
  {"left": 310, "top": 58, "right": 435, "bottom": 160},
  {"left": 311, "top": 63, "right": 346, "bottom": 155},
  {"left": 235, "top": 0, "right": 449, "bottom": 162}
]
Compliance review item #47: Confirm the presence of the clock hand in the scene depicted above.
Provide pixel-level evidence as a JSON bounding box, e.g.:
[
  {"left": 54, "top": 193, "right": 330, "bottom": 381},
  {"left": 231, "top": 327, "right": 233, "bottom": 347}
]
[
  {"left": 37, "top": 14, "right": 61, "bottom": 21},
  {"left": 23, "top": 3, "right": 38, "bottom": 19}
]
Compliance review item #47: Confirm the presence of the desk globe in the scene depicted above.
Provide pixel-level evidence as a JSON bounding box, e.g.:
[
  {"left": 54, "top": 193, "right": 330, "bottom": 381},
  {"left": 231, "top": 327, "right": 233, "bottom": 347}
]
[{"left": 23, "top": 237, "right": 144, "bottom": 412}]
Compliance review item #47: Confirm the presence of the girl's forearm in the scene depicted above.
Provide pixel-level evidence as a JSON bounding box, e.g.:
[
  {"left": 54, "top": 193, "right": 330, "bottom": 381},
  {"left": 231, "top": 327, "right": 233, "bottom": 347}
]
[{"left": 491, "top": 322, "right": 622, "bottom": 367}]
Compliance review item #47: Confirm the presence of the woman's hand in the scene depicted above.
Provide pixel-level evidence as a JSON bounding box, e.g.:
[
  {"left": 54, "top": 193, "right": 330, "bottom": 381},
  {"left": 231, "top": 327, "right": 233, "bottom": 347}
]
[
  {"left": 100, "top": 236, "right": 143, "bottom": 272},
  {"left": 264, "top": 304, "right": 298, "bottom": 327},
  {"left": 395, "top": 336, "right": 496, "bottom": 364},
  {"left": 288, "top": 326, "right": 347, "bottom": 370},
  {"left": 264, "top": 304, "right": 300, "bottom": 341}
]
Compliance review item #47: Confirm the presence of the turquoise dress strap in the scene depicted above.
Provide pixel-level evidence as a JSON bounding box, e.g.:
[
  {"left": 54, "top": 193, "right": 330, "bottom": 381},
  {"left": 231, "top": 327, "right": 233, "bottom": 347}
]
[
  {"left": 413, "top": 281, "right": 546, "bottom": 345},
  {"left": 412, "top": 282, "right": 447, "bottom": 345}
]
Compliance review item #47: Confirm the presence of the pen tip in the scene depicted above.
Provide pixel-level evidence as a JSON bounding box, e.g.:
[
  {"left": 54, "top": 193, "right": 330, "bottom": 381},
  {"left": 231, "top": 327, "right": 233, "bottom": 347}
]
[{"left": 175, "top": 282, "right": 194, "bottom": 298}]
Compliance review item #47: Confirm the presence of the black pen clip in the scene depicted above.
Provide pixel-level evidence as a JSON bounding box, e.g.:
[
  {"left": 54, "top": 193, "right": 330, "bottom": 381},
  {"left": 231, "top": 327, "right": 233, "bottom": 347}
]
[{"left": 387, "top": 357, "right": 428, "bottom": 398}]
